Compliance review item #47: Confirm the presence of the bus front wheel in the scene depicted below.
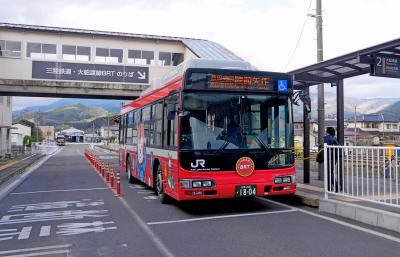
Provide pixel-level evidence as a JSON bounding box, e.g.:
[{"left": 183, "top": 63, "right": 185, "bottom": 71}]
[{"left": 156, "top": 165, "right": 169, "bottom": 204}]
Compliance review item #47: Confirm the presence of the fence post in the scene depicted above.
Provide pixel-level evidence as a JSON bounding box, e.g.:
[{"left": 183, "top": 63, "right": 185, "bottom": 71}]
[{"left": 324, "top": 143, "right": 328, "bottom": 199}]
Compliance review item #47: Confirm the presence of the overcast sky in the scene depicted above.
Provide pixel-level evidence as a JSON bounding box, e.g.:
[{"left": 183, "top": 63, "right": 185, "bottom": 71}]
[{"left": 2, "top": 0, "right": 400, "bottom": 110}]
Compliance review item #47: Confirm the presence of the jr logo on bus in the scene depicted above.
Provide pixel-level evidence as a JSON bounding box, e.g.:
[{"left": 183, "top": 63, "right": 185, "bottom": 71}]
[
  {"left": 191, "top": 159, "right": 205, "bottom": 169},
  {"left": 236, "top": 157, "right": 255, "bottom": 177}
]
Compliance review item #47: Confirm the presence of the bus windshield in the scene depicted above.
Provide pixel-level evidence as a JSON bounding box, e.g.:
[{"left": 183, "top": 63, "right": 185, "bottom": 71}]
[{"left": 180, "top": 93, "right": 292, "bottom": 150}]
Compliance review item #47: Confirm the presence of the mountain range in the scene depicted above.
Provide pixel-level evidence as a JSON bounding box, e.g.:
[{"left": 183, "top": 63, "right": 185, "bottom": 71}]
[
  {"left": 293, "top": 92, "right": 400, "bottom": 121},
  {"left": 13, "top": 99, "right": 123, "bottom": 131},
  {"left": 13, "top": 94, "right": 400, "bottom": 130}
]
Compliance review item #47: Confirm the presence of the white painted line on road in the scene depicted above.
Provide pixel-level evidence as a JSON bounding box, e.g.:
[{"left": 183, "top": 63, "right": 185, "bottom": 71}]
[
  {"left": 39, "top": 225, "right": 51, "bottom": 237},
  {"left": 10, "top": 187, "right": 109, "bottom": 195},
  {"left": 21, "top": 154, "right": 37, "bottom": 161},
  {"left": 0, "top": 244, "right": 71, "bottom": 255},
  {"left": 147, "top": 209, "right": 297, "bottom": 225},
  {"left": 17, "top": 227, "right": 32, "bottom": 240},
  {"left": 118, "top": 197, "right": 176, "bottom": 257},
  {"left": 1, "top": 249, "right": 70, "bottom": 257},
  {"left": 259, "top": 198, "right": 400, "bottom": 244}
]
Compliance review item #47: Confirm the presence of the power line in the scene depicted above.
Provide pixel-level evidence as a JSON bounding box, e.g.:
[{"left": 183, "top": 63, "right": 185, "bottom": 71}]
[{"left": 284, "top": 0, "right": 313, "bottom": 71}]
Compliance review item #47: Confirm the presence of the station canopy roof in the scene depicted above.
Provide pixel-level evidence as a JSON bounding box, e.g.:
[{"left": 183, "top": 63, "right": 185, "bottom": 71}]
[
  {"left": 0, "top": 23, "right": 242, "bottom": 61},
  {"left": 289, "top": 37, "right": 400, "bottom": 89}
]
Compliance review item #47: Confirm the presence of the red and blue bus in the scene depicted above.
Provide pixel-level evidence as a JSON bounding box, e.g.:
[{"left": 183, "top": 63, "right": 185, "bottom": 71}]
[{"left": 119, "top": 59, "right": 296, "bottom": 203}]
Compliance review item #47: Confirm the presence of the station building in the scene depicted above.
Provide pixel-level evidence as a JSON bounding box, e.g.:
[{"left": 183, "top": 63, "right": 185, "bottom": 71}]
[
  {"left": 0, "top": 22, "right": 244, "bottom": 152},
  {"left": 0, "top": 96, "right": 12, "bottom": 157}
]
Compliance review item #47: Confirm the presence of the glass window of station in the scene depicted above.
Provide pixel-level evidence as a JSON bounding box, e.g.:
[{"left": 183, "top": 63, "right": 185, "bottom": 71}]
[
  {"left": 128, "top": 49, "right": 155, "bottom": 65},
  {"left": 62, "top": 45, "right": 91, "bottom": 61},
  {"left": 158, "top": 52, "right": 184, "bottom": 66},
  {"left": 95, "top": 47, "right": 123, "bottom": 63},
  {"left": 0, "top": 40, "right": 22, "bottom": 57},
  {"left": 27, "top": 42, "right": 57, "bottom": 60}
]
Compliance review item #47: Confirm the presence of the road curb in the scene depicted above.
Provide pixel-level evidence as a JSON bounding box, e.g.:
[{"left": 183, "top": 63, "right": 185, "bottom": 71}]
[
  {"left": 319, "top": 198, "right": 400, "bottom": 234},
  {"left": 0, "top": 148, "right": 62, "bottom": 202},
  {"left": 295, "top": 190, "right": 320, "bottom": 207}
]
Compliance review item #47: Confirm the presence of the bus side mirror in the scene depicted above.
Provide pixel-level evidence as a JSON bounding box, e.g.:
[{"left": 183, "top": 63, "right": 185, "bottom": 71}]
[{"left": 167, "top": 104, "right": 177, "bottom": 120}]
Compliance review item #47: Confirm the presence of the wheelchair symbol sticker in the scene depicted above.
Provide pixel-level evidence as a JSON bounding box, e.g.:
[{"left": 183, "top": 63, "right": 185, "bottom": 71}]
[{"left": 277, "top": 80, "right": 288, "bottom": 92}]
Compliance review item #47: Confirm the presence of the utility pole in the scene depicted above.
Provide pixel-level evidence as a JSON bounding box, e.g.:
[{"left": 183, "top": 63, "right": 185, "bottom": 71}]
[
  {"left": 107, "top": 112, "right": 110, "bottom": 144},
  {"left": 354, "top": 106, "right": 357, "bottom": 146},
  {"left": 316, "top": 0, "right": 325, "bottom": 180}
]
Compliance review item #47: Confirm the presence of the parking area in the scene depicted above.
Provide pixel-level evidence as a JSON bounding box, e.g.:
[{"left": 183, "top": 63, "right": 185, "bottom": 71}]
[{"left": 0, "top": 144, "right": 399, "bottom": 257}]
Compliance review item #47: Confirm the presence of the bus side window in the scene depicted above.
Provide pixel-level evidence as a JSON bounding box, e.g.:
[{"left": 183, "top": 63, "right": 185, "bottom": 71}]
[{"left": 164, "top": 93, "right": 179, "bottom": 148}]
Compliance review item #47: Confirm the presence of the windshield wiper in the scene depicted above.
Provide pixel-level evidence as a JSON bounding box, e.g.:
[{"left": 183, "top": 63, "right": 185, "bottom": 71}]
[{"left": 254, "top": 135, "right": 270, "bottom": 152}]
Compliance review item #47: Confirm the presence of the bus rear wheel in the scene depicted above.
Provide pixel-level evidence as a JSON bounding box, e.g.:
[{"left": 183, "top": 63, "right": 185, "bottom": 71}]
[
  {"left": 126, "top": 157, "right": 134, "bottom": 184},
  {"left": 155, "top": 165, "right": 169, "bottom": 204}
]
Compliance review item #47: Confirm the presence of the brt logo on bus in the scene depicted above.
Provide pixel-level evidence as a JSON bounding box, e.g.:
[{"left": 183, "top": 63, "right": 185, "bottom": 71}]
[{"left": 236, "top": 157, "right": 255, "bottom": 177}]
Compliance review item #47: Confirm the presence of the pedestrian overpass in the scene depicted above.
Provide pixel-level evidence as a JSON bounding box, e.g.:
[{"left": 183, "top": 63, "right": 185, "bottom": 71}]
[{"left": 0, "top": 23, "right": 242, "bottom": 100}]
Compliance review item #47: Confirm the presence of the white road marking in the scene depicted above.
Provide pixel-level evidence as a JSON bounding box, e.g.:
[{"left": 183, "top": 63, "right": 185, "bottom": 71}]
[
  {"left": 56, "top": 221, "right": 116, "bottom": 235},
  {"left": 39, "top": 225, "right": 51, "bottom": 237},
  {"left": 1, "top": 249, "right": 70, "bottom": 257},
  {"left": 143, "top": 196, "right": 158, "bottom": 200},
  {"left": 118, "top": 197, "right": 176, "bottom": 257},
  {"left": 147, "top": 209, "right": 297, "bottom": 225},
  {"left": 10, "top": 188, "right": 108, "bottom": 195},
  {"left": 0, "top": 227, "right": 32, "bottom": 241},
  {"left": 17, "top": 227, "right": 32, "bottom": 240},
  {"left": 8, "top": 200, "right": 104, "bottom": 212},
  {"left": 129, "top": 185, "right": 146, "bottom": 189},
  {"left": 0, "top": 244, "right": 71, "bottom": 255},
  {"left": 137, "top": 190, "right": 153, "bottom": 194},
  {"left": 259, "top": 198, "right": 400, "bottom": 244},
  {"left": 0, "top": 210, "right": 109, "bottom": 225}
]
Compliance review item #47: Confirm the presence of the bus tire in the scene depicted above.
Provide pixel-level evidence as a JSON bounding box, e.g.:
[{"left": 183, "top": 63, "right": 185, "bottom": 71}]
[
  {"left": 126, "top": 156, "right": 134, "bottom": 184},
  {"left": 155, "top": 165, "right": 169, "bottom": 204}
]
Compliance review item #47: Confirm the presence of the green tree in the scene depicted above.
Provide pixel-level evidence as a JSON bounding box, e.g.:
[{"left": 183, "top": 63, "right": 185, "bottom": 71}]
[
  {"left": 23, "top": 135, "right": 32, "bottom": 147},
  {"left": 18, "top": 119, "right": 43, "bottom": 142}
]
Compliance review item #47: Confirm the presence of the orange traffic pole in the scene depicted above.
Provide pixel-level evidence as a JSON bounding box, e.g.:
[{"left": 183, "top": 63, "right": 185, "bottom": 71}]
[
  {"left": 106, "top": 164, "right": 110, "bottom": 183},
  {"left": 110, "top": 168, "right": 115, "bottom": 188},
  {"left": 115, "top": 171, "right": 121, "bottom": 197}
]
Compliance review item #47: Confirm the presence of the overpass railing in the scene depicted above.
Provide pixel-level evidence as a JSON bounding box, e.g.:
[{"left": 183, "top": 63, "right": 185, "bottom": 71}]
[{"left": 324, "top": 144, "right": 400, "bottom": 208}]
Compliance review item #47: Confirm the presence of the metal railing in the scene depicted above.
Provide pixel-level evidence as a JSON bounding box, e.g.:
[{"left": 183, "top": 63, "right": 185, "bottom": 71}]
[{"left": 324, "top": 144, "right": 400, "bottom": 208}]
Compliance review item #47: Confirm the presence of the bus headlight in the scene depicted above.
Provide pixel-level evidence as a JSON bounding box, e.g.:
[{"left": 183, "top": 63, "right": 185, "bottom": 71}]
[
  {"left": 180, "top": 179, "right": 216, "bottom": 188},
  {"left": 192, "top": 181, "right": 202, "bottom": 188},
  {"left": 180, "top": 179, "right": 191, "bottom": 189},
  {"left": 274, "top": 177, "right": 283, "bottom": 184},
  {"left": 202, "top": 180, "right": 213, "bottom": 187}
]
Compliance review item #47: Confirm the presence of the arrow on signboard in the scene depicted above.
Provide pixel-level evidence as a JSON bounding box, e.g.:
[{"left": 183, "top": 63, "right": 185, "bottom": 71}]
[{"left": 138, "top": 71, "right": 146, "bottom": 80}]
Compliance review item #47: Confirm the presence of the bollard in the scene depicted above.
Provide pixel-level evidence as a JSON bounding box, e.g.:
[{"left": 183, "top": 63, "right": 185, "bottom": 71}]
[
  {"left": 110, "top": 168, "right": 115, "bottom": 188},
  {"left": 106, "top": 164, "right": 110, "bottom": 183},
  {"left": 115, "top": 171, "right": 121, "bottom": 197},
  {"left": 101, "top": 163, "right": 105, "bottom": 178}
]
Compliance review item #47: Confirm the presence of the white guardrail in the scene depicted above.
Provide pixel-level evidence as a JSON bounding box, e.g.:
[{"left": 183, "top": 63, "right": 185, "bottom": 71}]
[{"left": 324, "top": 144, "right": 400, "bottom": 208}]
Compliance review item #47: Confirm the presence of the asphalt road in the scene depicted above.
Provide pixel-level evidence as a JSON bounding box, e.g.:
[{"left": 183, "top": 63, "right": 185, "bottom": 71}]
[{"left": 0, "top": 144, "right": 399, "bottom": 257}]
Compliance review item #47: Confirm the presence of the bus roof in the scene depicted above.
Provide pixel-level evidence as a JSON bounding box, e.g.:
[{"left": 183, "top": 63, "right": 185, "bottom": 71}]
[{"left": 121, "top": 59, "right": 256, "bottom": 114}]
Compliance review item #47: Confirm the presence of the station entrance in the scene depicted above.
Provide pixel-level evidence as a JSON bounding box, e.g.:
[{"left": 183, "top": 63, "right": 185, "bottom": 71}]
[{"left": 289, "top": 37, "right": 400, "bottom": 186}]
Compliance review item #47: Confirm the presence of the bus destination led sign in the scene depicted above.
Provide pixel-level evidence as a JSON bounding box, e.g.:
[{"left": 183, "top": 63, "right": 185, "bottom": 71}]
[{"left": 209, "top": 74, "right": 273, "bottom": 90}]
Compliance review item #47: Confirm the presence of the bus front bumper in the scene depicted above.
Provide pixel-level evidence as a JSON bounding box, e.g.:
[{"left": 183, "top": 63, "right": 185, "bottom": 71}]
[{"left": 176, "top": 167, "right": 297, "bottom": 201}]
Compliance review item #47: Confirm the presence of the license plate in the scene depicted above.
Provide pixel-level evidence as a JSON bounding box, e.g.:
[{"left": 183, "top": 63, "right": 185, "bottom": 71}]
[{"left": 235, "top": 185, "right": 256, "bottom": 197}]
